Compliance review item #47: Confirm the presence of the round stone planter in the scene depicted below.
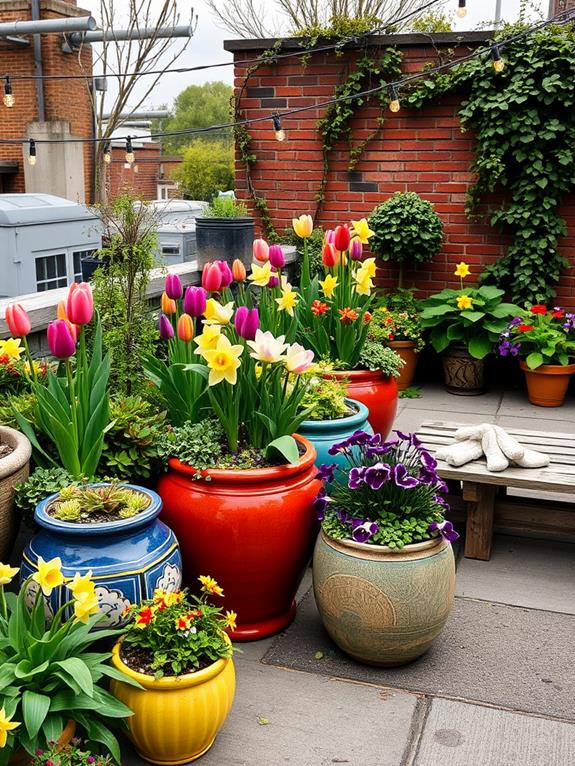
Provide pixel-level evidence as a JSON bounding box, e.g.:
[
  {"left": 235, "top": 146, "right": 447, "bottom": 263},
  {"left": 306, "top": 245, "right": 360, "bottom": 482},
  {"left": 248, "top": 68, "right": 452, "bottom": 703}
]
[
  {"left": 442, "top": 345, "right": 485, "bottom": 395},
  {"left": 313, "top": 530, "right": 455, "bottom": 666},
  {"left": 297, "top": 399, "right": 373, "bottom": 469},
  {"left": 0, "top": 426, "right": 31, "bottom": 562}
]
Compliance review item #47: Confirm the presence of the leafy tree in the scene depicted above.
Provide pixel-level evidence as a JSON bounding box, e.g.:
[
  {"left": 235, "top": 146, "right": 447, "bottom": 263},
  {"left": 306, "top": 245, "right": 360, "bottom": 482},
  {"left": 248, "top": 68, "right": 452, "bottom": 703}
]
[
  {"left": 173, "top": 139, "right": 235, "bottom": 201},
  {"left": 160, "top": 82, "right": 233, "bottom": 154}
]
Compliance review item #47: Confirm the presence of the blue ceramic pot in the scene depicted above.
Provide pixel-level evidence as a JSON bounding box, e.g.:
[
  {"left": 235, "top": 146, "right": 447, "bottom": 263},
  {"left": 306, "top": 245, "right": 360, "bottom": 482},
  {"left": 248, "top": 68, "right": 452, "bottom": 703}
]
[
  {"left": 297, "top": 399, "right": 373, "bottom": 469},
  {"left": 21, "top": 484, "right": 182, "bottom": 628}
]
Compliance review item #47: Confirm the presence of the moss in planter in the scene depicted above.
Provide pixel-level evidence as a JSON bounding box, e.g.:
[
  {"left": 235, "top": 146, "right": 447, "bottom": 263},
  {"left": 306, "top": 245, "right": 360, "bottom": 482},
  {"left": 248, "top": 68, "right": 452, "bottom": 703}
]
[
  {"left": 299, "top": 375, "right": 351, "bottom": 421},
  {"left": 48, "top": 484, "right": 151, "bottom": 523}
]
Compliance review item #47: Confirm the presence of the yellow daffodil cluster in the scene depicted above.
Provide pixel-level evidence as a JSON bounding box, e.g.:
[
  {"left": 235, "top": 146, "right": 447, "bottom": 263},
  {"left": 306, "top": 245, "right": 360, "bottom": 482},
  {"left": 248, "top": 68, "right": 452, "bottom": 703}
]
[
  {"left": 353, "top": 257, "right": 377, "bottom": 297},
  {"left": 456, "top": 295, "right": 473, "bottom": 310},
  {"left": 248, "top": 261, "right": 273, "bottom": 287},
  {"left": 0, "top": 338, "right": 24, "bottom": 360},
  {"left": 25, "top": 557, "right": 99, "bottom": 624},
  {"left": 275, "top": 280, "right": 298, "bottom": 316},
  {"left": 454, "top": 261, "right": 471, "bottom": 278}
]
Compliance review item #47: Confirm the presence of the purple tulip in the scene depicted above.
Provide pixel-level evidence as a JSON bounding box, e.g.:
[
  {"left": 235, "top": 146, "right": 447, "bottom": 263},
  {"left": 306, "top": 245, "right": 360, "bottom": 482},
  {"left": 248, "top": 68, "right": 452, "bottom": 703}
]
[
  {"left": 268, "top": 274, "right": 280, "bottom": 288},
  {"left": 348, "top": 466, "right": 366, "bottom": 490},
  {"left": 184, "top": 286, "right": 207, "bottom": 317},
  {"left": 428, "top": 520, "right": 459, "bottom": 543},
  {"left": 216, "top": 260, "right": 233, "bottom": 288},
  {"left": 392, "top": 463, "right": 419, "bottom": 489},
  {"left": 235, "top": 306, "right": 259, "bottom": 340},
  {"left": 351, "top": 520, "right": 379, "bottom": 544},
  {"left": 159, "top": 313, "right": 174, "bottom": 340},
  {"left": 47, "top": 320, "right": 76, "bottom": 359},
  {"left": 165, "top": 274, "right": 183, "bottom": 300},
  {"left": 269, "top": 244, "right": 285, "bottom": 269},
  {"left": 350, "top": 239, "right": 363, "bottom": 261},
  {"left": 316, "top": 464, "right": 337, "bottom": 483},
  {"left": 364, "top": 462, "right": 391, "bottom": 490}
]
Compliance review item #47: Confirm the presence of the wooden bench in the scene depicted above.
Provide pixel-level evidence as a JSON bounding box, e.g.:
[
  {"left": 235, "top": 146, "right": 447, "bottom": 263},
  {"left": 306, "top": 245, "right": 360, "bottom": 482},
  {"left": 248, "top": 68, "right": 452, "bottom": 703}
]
[{"left": 419, "top": 421, "right": 575, "bottom": 561}]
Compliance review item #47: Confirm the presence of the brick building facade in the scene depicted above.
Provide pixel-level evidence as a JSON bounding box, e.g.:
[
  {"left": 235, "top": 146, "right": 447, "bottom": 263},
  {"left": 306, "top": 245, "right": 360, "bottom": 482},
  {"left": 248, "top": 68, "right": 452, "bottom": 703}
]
[{"left": 226, "top": 33, "right": 575, "bottom": 307}]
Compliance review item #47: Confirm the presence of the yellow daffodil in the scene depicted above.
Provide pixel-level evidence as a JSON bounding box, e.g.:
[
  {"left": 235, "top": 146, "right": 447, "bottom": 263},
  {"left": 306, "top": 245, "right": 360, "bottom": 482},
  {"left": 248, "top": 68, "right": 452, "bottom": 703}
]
[
  {"left": 456, "top": 295, "right": 473, "bottom": 310},
  {"left": 199, "top": 575, "right": 224, "bottom": 597},
  {"left": 351, "top": 218, "right": 375, "bottom": 244},
  {"left": 248, "top": 261, "right": 273, "bottom": 287},
  {"left": 353, "top": 270, "right": 374, "bottom": 296},
  {"left": 0, "top": 707, "right": 20, "bottom": 748},
  {"left": 319, "top": 274, "right": 339, "bottom": 299},
  {"left": 292, "top": 214, "right": 313, "bottom": 239},
  {"left": 31, "top": 556, "right": 64, "bottom": 597},
  {"left": 203, "top": 299, "right": 234, "bottom": 326},
  {"left": 73, "top": 590, "right": 100, "bottom": 624},
  {"left": 0, "top": 338, "right": 23, "bottom": 360},
  {"left": 454, "top": 261, "right": 471, "bottom": 278},
  {"left": 255, "top": 363, "right": 263, "bottom": 379},
  {"left": 0, "top": 564, "right": 19, "bottom": 587},
  {"left": 201, "top": 334, "right": 243, "bottom": 386},
  {"left": 194, "top": 324, "right": 222, "bottom": 353},
  {"left": 225, "top": 610, "right": 238, "bottom": 631},
  {"left": 247, "top": 329, "right": 288, "bottom": 364},
  {"left": 23, "top": 360, "right": 43, "bottom": 377},
  {"left": 67, "top": 570, "right": 95, "bottom": 598},
  {"left": 275, "top": 285, "right": 299, "bottom": 317},
  {"left": 360, "top": 257, "right": 377, "bottom": 278}
]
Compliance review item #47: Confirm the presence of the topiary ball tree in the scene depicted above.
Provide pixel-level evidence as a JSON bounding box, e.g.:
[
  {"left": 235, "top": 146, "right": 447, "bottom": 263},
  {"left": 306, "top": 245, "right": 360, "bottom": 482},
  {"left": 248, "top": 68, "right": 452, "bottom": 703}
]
[{"left": 368, "top": 192, "right": 444, "bottom": 287}]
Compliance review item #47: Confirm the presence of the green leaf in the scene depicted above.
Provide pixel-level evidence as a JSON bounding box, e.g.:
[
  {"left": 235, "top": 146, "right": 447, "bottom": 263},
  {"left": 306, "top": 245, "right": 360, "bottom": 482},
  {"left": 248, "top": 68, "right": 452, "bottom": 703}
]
[
  {"left": 468, "top": 334, "right": 493, "bottom": 359},
  {"left": 526, "top": 352, "right": 544, "bottom": 370},
  {"left": 22, "top": 691, "right": 51, "bottom": 739},
  {"left": 265, "top": 435, "right": 299, "bottom": 465},
  {"left": 460, "top": 311, "right": 486, "bottom": 323},
  {"left": 54, "top": 658, "right": 94, "bottom": 697}
]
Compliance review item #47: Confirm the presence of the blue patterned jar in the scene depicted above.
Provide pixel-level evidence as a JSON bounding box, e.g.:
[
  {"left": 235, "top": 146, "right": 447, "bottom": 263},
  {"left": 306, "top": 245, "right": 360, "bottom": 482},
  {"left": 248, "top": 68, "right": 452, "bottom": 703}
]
[
  {"left": 297, "top": 399, "right": 373, "bottom": 469},
  {"left": 21, "top": 484, "right": 182, "bottom": 628}
]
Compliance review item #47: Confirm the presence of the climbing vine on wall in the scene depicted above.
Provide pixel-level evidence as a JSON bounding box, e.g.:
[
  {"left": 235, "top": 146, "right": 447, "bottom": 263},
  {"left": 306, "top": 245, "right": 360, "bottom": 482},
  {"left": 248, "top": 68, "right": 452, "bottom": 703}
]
[{"left": 409, "top": 22, "right": 575, "bottom": 305}]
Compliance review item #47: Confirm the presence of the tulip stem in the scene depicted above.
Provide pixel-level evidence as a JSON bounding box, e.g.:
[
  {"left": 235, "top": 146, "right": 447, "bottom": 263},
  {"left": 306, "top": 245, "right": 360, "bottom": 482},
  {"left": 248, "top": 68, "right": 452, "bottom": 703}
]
[
  {"left": 22, "top": 336, "right": 37, "bottom": 383},
  {"left": 66, "top": 359, "right": 79, "bottom": 450}
]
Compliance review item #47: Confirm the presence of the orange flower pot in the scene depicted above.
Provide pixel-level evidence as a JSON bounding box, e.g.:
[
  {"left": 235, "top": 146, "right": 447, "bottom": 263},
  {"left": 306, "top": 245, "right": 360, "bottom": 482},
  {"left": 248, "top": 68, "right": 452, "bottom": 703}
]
[
  {"left": 519, "top": 361, "right": 575, "bottom": 407},
  {"left": 389, "top": 341, "right": 419, "bottom": 390},
  {"left": 156, "top": 435, "right": 321, "bottom": 642},
  {"left": 327, "top": 370, "right": 398, "bottom": 439}
]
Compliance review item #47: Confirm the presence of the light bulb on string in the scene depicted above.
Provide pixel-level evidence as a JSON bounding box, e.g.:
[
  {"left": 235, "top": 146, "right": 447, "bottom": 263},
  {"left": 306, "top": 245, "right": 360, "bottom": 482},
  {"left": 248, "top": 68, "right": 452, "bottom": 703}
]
[
  {"left": 103, "top": 141, "right": 112, "bottom": 164},
  {"left": 28, "top": 139, "right": 36, "bottom": 166},
  {"left": 491, "top": 45, "right": 505, "bottom": 73},
  {"left": 125, "top": 135, "right": 135, "bottom": 164},
  {"left": 388, "top": 84, "right": 400, "bottom": 113},
  {"left": 3, "top": 76, "right": 14, "bottom": 108},
  {"left": 456, "top": 0, "right": 467, "bottom": 18},
  {"left": 272, "top": 114, "right": 286, "bottom": 142}
]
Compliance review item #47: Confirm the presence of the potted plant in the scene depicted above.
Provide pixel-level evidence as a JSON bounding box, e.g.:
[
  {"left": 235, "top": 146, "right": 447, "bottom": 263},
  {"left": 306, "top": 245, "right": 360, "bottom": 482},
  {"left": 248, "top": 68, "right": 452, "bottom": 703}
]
[
  {"left": 498, "top": 306, "right": 575, "bottom": 407},
  {"left": 421, "top": 262, "right": 520, "bottom": 394},
  {"left": 21, "top": 483, "right": 182, "bottom": 628},
  {"left": 109, "top": 580, "right": 235, "bottom": 764},
  {"left": 368, "top": 191, "right": 444, "bottom": 288},
  {"left": 0, "top": 425, "right": 31, "bottom": 561},
  {"left": 149, "top": 273, "right": 321, "bottom": 641},
  {"left": 0, "top": 561, "right": 132, "bottom": 763},
  {"left": 29, "top": 740, "right": 115, "bottom": 766},
  {"left": 312, "top": 430, "right": 457, "bottom": 667},
  {"left": 195, "top": 196, "right": 254, "bottom": 270}
]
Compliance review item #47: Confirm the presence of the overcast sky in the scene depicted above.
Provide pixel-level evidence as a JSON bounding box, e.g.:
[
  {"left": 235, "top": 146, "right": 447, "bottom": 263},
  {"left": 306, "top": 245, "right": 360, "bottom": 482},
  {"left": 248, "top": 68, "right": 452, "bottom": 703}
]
[{"left": 96, "top": 0, "right": 549, "bottom": 112}]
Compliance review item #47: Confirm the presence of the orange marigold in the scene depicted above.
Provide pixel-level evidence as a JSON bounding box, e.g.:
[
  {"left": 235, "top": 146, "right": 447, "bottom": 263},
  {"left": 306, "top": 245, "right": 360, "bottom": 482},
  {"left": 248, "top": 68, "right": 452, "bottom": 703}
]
[
  {"left": 311, "top": 300, "right": 329, "bottom": 316},
  {"left": 338, "top": 307, "right": 359, "bottom": 324}
]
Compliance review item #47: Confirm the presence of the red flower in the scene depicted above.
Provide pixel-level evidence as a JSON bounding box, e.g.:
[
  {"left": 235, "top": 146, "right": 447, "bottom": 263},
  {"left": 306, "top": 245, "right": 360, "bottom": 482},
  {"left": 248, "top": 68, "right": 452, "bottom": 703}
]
[
  {"left": 529, "top": 305, "right": 547, "bottom": 315},
  {"left": 363, "top": 311, "right": 372, "bottom": 324},
  {"left": 0, "top": 354, "right": 9, "bottom": 365},
  {"left": 311, "top": 300, "right": 329, "bottom": 316},
  {"left": 384, "top": 317, "right": 393, "bottom": 325},
  {"left": 135, "top": 607, "right": 154, "bottom": 627},
  {"left": 518, "top": 324, "right": 534, "bottom": 333},
  {"left": 333, "top": 225, "right": 351, "bottom": 252},
  {"left": 388, "top": 334, "right": 395, "bottom": 341},
  {"left": 338, "top": 307, "right": 359, "bottom": 324},
  {"left": 552, "top": 310, "right": 564, "bottom": 318}
]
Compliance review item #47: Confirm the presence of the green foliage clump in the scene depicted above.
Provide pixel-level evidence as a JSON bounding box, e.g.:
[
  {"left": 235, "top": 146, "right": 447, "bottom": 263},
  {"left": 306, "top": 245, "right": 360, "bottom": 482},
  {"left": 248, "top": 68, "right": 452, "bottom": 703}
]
[
  {"left": 369, "top": 307, "right": 425, "bottom": 352},
  {"left": 293, "top": 15, "right": 383, "bottom": 44},
  {"left": 159, "top": 81, "right": 233, "bottom": 154},
  {"left": 0, "top": 391, "right": 36, "bottom": 429},
  {"left": 158, "top": 420, "right": 225, "bottom": 473},
  {"left": 49, "top": 483, "right": 150, "bottom": 523},
  {"left": 411, "top": 11, "right": 453, "bottom": 33},
  {"left": 202, "top": 195, "right": 249, "bottom": 218},
  {"left": 173, "top": 139, "right": 235, "bottom": 201},
  {"left": 300, "top": 375, "right": 349, "bottom": 421},
  {"left": 358, "top": 342, "right": 404, "bottom": 377},
  {"left": 15, "top": 466, "right": 74, "bottom": 526}
]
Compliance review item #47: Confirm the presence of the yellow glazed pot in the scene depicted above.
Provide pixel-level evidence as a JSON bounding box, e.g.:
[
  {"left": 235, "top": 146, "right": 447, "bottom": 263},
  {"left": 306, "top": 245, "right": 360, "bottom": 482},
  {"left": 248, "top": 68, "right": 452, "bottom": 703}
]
[{"left": 110, "top": 640, "right": 235, "bottom": 765}]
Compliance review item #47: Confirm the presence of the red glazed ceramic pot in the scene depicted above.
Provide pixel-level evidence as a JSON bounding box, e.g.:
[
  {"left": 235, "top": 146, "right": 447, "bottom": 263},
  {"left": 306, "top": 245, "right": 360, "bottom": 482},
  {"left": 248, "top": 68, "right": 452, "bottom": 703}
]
[
  {"left": 157, "top": 435, "right": 321, "bottom": 642},
  {"left": 328, "top": 370, "right": 398, "bottom": 439}
]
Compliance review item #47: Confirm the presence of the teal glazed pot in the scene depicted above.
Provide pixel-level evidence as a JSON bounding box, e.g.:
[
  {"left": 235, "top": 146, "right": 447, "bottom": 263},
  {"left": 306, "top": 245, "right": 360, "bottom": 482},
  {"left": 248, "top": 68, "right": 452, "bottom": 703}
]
[
  {"left": 297, "top": 399, "right": 373, "bottom": 469},
  {"left": 313, "top": 530, "right": 455, "bottom": 666}
]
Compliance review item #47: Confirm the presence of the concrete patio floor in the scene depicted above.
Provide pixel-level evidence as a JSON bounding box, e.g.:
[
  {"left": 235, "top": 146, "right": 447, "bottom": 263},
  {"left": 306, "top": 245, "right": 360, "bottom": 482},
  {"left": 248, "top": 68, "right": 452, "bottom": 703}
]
[{"left": 123, "top": 384, "right": 575, "bottom": 766}]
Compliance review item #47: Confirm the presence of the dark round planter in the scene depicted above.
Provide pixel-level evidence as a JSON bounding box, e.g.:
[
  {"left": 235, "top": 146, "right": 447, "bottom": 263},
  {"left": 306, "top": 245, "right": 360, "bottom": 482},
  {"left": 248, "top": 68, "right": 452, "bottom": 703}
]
[
  {"left": 195, "top": 217, "right": 255, "bottom": 269},
  {"left": 442, "top": 345, "right": 485, "bottom": 395}
]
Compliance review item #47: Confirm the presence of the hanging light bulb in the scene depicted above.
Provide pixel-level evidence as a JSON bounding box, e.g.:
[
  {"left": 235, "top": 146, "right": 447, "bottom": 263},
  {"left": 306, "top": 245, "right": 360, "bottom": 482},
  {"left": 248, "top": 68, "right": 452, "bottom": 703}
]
[
  {"left": 491, "top": 45, "right": 505, "bottom": 73},
  {"left": 28, "top": 138, "right": 37, "bottom": 166},
  {"left": 3, "top": 76, "right": 14, "bottom": 108},
  {"left": 103, "top": 141, "right": 112, "bottom": 164},
  {"left": 456, "top": 0, "right": 467, "bottom": 18},
  {"left": 388, "top": 84, "right": 400, "bottom": 113},
  {"left": 125, "top": 135, "right": 135, "bottom": 164},
  {"left": 272, "top": 114, "right": 286, "bottom": 142}
]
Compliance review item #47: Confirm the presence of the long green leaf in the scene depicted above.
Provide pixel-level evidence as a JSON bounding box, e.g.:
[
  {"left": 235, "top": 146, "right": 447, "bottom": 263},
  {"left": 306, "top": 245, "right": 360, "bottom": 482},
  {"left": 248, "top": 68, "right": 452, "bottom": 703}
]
[
  {"left": 54, "top": 658, "right": 94, "bottom": 697},
  {"left": 22, "top": 691, "right": 51, "bottom": 739}
]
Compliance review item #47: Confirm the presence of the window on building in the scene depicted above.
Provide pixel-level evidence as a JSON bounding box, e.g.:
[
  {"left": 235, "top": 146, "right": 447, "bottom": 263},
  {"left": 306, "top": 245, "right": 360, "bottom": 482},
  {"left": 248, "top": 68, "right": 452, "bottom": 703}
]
[
  {"left": 35, "top": 253, "right": 67, "bottom": 292},
  {"left": 157, "top": 183, "right": 179, "bottom": 200},
  {"left": 161, "top": 244, "right": 181, "bottom": 258},
  {"left": 72, "top": 250, "right": 96, "bottom": 282}
]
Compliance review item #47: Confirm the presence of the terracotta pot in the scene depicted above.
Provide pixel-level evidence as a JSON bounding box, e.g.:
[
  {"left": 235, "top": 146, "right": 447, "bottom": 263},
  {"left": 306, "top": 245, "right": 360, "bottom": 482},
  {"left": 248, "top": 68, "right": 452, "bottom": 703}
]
[
  {"left": 110, "top": 637, "right": 235, "bottom": 765},
  {"left": 442, "top": 345, "right": 485, "bottom": 395},
  {"left": 157, "top": 435, "right": 321, "bottom": 642},
  {"left": 9, "top": 721, "right": 76, "bottom": 764},
  {"left": 390, "top": 341, "right": 419, "bottom": 390},
  {"left": 327, "top": 370, "right": 398, "bottom": 439},
  {"left": 313, "top": 530, "right": 455, "bottom": 666},
  {"left": 0, "top": 426, "right": 31, "bottom": 562},
  {"left": 519, "top": 361, "right": 575, "bottom": 407}
]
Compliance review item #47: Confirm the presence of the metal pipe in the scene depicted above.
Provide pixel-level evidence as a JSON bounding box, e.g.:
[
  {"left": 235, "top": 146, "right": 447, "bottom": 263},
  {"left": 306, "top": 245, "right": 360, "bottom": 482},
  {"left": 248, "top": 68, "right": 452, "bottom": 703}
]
[
  {"left": 495, "top": 0, "right": 503, "bottom": 26},
  {"left": 68, "top": 25, "right": 193, "bottom": 45},
  {"left": 102, "top": 110, "right": 171, "bottom": 120},
  {"left": 31, "top": 0, "right": 45, "bottom": 122},
  {"left": 0, "top": 16, "right": 97, "bottom": 36}
]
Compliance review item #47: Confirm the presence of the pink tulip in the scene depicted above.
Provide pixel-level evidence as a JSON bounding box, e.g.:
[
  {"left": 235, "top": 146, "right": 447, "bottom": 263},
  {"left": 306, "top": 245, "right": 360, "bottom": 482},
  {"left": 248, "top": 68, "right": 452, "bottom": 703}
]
[
  {"left": 66, "top": 283, "right": 93, "bottom": 325},
  {"left": 184, "top": 286, "right": 207, "bottom": 317},
  {"left": 269, "top": 245, "right": 285, "bottom": 269},
  {"left": 165, "top": 273, "right": 183, "bottom": 300},
  {"left": 5, "top": 303, "right": 31, "bottom": 337},
  {"left": 324, "top": 229, "right": 335, "bottom": 245},
  {"left": 201, "top": 262, "right": 223, "bottom": 293},
  {"left": 253, "top": 238, "right": 270, "bottom": 263},
  {"left": 159, "top": 314, "right": 175, "bottom": 340},
  {"left": 235, "top": 306, "right": 259, "bottom": 341},
  {"left": 216, "top": 260, "right": 233, "bottom": 288},
  {"left": 47, "top": 320, "right": 76, "bottom": 359}
]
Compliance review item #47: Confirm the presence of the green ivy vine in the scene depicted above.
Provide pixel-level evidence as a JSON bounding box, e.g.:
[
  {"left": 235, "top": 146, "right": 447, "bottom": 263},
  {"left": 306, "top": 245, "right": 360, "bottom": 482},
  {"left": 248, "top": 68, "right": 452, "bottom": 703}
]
[{"left": 408, "top": 22, "right": 575, "bottom": 305}]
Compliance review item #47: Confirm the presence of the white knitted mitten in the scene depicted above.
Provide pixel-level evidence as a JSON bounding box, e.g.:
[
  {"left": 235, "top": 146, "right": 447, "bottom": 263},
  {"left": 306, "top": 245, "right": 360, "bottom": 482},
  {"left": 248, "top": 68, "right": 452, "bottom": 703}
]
[
  {"left": 436, "top": 439, "right": 484, "bottom": 467},
  {"left": 493, "top": 425, "right": 525, "bottom": 462},
  {"left": 481, "top": 427, "right": 509, "bottom": 472},
  {"left": 514, "top": 447, "right": 550, "bottom": 468}
]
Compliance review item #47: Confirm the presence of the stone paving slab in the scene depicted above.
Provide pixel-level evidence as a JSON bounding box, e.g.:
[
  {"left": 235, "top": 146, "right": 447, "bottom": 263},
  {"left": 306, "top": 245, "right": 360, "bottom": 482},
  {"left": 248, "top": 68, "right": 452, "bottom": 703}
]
[
  {"left": 413, "top": 698, "right": 575, "bottom": 766},
  {"left": 395, "top": 408, "right": 489, "bottom": 434},
  {"left": 495, "top": 414, "right": 575, "bottom": 434},
  {"left": 403, "top": 387, "right": 503, "bottom": 415},
  {"left": 263, "top": 590, "right": 575, "bottom": 721},
  {"left": 456, "top": 536, "right": 575, "bottom": 615},
  {"left": 499, "top": 390, "right": 575, "bottom": 422},
  {"left": 122, "top": 664, "right": 419, "bottom": 766}
]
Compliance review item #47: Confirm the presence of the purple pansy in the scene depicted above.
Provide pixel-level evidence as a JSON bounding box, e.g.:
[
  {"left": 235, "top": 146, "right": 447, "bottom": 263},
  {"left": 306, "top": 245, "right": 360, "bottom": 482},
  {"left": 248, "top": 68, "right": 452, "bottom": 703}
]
[
  {"left": 421, "top": 450, "right": 438, "bottom": 471},
  {"left": 392, "top": 463, "right": 419, "bottom": 489},
  {"left": 432, "top": 493, "right": 449, "bottom": 510},
  {"left": 364, "top": 462, "right": 391, "bottom": 490},
  {"left": 316, "top": 463, "right": 337, "bottom": 483},
  {"left": 509, "top": 316, "right": 522, "bottom": 326},
  {"left": 336, "top": 508, "right": 352, "bottom": 525},
  {"left": 312, "top": 489, "right": 328, "bottom": 521},
  {"left": 428, "top": 520, "right": 459, "bottom": 542},
  {"left": 348, "top": 466, "right": 366, "bottom": 489},
  {"left": 328, "top": 438, "right": 351, "bottom": 455},
  {"left": 351, "top": 520, "right": 379, "bottom": 543}
]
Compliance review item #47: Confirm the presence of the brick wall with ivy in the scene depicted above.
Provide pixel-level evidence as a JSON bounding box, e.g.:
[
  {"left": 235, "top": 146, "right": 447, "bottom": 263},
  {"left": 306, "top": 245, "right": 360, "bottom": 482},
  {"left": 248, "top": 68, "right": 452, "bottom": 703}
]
[{"left": 227, "top": 33, "right": 575, "bottom": 308}]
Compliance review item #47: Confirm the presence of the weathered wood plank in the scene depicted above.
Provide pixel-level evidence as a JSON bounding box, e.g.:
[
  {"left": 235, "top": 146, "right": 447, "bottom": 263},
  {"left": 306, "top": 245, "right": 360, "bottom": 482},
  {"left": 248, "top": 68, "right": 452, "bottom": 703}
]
[{"left": 463, "top": 481, "right": 497, "bottom": 560}]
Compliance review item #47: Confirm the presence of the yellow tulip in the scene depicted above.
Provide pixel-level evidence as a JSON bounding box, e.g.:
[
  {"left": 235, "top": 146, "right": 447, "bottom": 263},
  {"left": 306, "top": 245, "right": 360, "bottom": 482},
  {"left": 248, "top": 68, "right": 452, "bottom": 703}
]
[
  {"left": 248, "top": 261, "right": 273, "bottom": 288},
  {"left": 0, "top": 338, "right": 24, "bottom": 360},
  {"left": 194, "top": 324, "right": 222, "bottom": 353},
  {"left": 319, "top": 274, "right": 339, "bottom": 299},
  {"left": 73, "top": 590, "right": 100, "bottom": 624},
  {"left": 0, "top": 564, "right": 19, "bottom": 587},
  {"left": 31, "top": 556, "right": 64, "bottom": 597},
  {"left": 454, "top": 261, "right": 471, "bottom": 278},
  {"left": 351, "top": 218, "right": 375, "bottom": 244},
  {"left": 275, "top": 285, "right": 299, "bottom": 317},
  {"left": 292, "top": 214, "right": 313, "bottom": 239},
  {"left": 457, "top": 295, "right": 473, "bottom": 310},
  {"left": 200, "top": 334, "right": 243, "bottom": 386},
  {"left": 0, "top": 707, "right": 20, "bottom": 748},
  {"left": 203, "top": 299, "right": 234, "bottom": 326}
]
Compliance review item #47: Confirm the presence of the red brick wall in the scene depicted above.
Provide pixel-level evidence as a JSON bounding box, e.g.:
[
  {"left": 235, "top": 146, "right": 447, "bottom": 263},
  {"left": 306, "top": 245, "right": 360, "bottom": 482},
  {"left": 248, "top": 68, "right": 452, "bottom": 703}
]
[
  {"left": 107, "top": 143, "right": 181, "bottom": 201},
  {"left": 229, "top": 34, "right": 575, "bottom": 308},
  {"left": 0, "top": 0, "right": 93, "bottom": 200}
]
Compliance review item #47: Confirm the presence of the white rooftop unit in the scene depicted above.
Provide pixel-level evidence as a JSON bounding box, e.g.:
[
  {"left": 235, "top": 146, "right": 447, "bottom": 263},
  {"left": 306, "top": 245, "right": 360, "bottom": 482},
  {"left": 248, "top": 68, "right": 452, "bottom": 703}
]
[
  {"left": 147, "top": 200, "right": 208, "bottom": 266},
  {"left": 0, "top": 194, "right": 102, "bottom": 299}
]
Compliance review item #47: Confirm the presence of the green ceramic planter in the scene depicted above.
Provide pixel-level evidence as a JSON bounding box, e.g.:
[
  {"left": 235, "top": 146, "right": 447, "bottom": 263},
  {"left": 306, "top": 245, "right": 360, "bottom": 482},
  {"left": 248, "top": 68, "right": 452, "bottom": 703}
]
[{"left": 312, "top": 530, "right": 455, "bottom": 666}]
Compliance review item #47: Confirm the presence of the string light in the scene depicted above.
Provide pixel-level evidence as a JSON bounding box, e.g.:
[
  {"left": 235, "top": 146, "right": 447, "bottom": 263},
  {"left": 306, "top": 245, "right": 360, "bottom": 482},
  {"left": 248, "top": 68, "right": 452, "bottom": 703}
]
[
  {"left": 125, "top": 135, "right": 135, "bottom": 164},
  {"left": 28, "top": 139, "right": 36, "bottom": 166},
  {"left": 491, "top": 45, "right": 505, "bottom": 72},
  {"left": 272, "top": 114, "right": 286, "bottom": 142},
  {"left": 3, "top": 76, "right": 14, "bottom": 108},
  {"left": 388, "top": 84, "right": 401, "bottom": 113},
  {"left": 456, "top": 0, "right": 467, "bottom": 18},
  {"left": 103, "top": 141, "right": 112, "bottom": 164}
]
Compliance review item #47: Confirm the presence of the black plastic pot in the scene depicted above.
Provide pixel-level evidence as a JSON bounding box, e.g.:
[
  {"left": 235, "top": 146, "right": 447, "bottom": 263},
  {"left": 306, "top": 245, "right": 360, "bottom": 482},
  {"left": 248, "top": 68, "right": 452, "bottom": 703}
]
[{"left": 195, "top": 217, "right": 254, "bottom": 269}]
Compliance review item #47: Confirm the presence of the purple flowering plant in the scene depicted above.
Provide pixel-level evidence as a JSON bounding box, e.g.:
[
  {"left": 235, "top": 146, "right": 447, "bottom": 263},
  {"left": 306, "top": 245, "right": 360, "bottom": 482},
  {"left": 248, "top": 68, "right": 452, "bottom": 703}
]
[
  {"left": 29, "top": 739, "right": 115, "bottom": 766},
  {"left": 314, "top": 430, "right": 458, "bottom": 548},
  {"left": 497, "top": 306, "right": 575, "bottom": 369}
]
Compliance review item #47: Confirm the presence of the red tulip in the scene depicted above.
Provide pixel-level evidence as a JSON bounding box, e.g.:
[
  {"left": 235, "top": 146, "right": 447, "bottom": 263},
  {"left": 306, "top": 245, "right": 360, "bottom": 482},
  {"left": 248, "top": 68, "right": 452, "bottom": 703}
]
[
  {"left": 47, "top": 320, "right": 76, "bottom": 359},
  {"left": 66, "top": 282, "right": 93, "bottom": 325},
  {"left": 5, "top": 303, "right": 31, "bottom": 337},
  {"left": 333, "top": 225, "right": 351, "bottom": 253},
  {"left": 322, "top": 242, "right": 337, "bottom": 268},
  {"left": 201, "top": 262, "right": 223, "bottom": 293},
  {"left": 177, "top": 314, "right": 194, "bottom": 343}
]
